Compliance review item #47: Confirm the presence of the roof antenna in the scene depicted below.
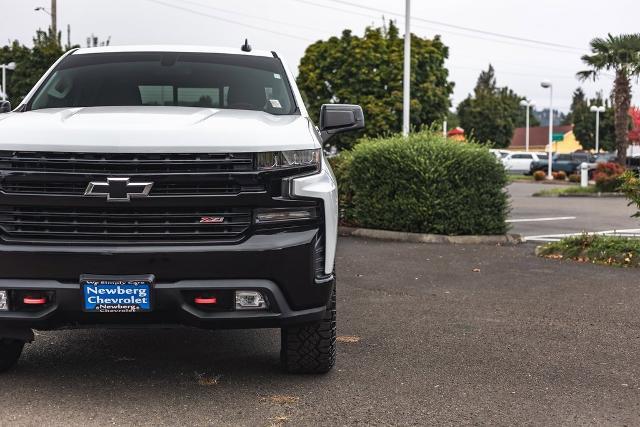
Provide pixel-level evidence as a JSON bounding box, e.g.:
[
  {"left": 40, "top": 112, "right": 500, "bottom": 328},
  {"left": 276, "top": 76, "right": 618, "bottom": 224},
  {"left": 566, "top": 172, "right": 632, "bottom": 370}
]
[{"left": 241, "top": 39, "right": 252, "bottom": 52}]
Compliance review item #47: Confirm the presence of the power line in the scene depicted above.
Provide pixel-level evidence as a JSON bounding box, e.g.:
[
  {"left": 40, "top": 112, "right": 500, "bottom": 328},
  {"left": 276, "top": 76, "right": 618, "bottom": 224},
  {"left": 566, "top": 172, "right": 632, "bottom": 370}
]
[
  {"left": 144, "top": 0, "right": 613, "bottom": 86},
  {"left": 323, "top": 0, "right": 585, "bottom": 52},
  {"left": 143, "top": 0, "right": 313, "bottom": 43},
  {"left": 177, "top": 0, "right": 326, "bottom": 34},
  {"left": 295, "top": 0, "right": 583, "bottom": 55}
]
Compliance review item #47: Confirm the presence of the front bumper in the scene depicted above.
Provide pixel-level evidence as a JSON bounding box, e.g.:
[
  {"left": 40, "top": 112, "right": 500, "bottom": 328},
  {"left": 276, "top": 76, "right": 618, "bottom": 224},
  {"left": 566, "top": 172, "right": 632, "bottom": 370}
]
[{"left": 0, "top": 229, "right": 334, "bottom": 332}]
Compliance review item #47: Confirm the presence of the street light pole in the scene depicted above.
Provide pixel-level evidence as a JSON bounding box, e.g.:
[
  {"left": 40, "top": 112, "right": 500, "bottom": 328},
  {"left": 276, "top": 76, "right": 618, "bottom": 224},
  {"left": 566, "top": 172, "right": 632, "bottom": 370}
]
[
  {"left": 51, "top": 0, "right": 57, "bottom": 36},
  {"left": 0, "top": 62, "right": 17, "bottom": 101},
  {"left": 402, "top": 0, "right": 411, "bottom": 136},
  {"left": 34, "top": 3, "right": 57, "bottom": 44},
  {"left": 519, "top": 100, "right": 534, "bottom": 152},
  {"left": 541, "top": 80, "right": 553, "bottom": 179},
  {"left": 590, "top": 105, "right": 606, "bottom": 154}
]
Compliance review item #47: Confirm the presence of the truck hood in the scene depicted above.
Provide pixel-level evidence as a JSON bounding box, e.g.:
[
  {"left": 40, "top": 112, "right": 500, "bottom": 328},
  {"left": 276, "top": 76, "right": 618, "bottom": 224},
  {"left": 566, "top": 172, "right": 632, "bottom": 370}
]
[{"left": 0, "top": 107, "right": 319, "bottom": 153}]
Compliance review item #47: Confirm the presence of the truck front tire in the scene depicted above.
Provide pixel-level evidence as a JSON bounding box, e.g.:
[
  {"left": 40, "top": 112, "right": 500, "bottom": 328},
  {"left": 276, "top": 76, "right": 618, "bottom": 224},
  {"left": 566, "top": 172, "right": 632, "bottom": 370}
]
[{"left": 280, "top": 287, "right": 336, "bottom": 374}]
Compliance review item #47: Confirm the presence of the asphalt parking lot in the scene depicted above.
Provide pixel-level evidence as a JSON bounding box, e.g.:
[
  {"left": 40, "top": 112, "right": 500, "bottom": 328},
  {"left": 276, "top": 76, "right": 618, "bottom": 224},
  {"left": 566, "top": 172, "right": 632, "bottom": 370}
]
[
  {"left": 508, "top": 182, "right": 639, "bottom": 241},
  {"left": 2, "top": 237, "right": 640, "bottom": 425}
]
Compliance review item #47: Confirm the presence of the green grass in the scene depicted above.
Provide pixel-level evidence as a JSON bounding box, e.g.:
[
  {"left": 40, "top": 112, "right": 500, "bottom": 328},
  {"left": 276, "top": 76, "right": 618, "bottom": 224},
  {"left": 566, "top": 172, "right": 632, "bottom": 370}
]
[
  {"left": 537, "top": 235, "right": 640, "bottom": 267},
  {"left": 533, "top": 186, "right": 598, "bottom": 197},
  {"left": 507, "top": 175, "right": 534, "bottom": 182}
]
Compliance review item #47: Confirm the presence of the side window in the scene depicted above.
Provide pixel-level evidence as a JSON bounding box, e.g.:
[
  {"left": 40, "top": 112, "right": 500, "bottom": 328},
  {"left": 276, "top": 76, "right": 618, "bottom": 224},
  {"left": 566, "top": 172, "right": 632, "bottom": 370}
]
[
  {"left": 139, "top": 85, "right": 173, "bottom": 106},
  {"left": 512, "top": 154, "right": 532, "bottom": 159}
]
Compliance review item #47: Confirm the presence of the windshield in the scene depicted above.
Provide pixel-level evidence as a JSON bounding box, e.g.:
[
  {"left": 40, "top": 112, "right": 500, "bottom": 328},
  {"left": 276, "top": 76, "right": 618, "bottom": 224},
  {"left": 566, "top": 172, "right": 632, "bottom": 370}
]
[{"left": 29, "top": 52, "right": 297, "bottom": 115}]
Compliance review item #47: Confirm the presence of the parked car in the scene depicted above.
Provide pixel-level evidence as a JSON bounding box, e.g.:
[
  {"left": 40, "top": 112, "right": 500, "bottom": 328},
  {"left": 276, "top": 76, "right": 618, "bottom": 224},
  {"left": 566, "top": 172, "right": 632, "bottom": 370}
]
[
  {"left": 0, "top": 45, "right": 365, "bottom": 374},
  {"left": 529, "top": 152, "right": 595, "bottom": 175},
  {"left": 501, "top": 152, "right": 545, "bottom": 174},
  {"left": 489, "top": 149, "right": 511, "bottom": 160},
  {"left": 595, "top": 152, "right": 617, "bottom": 163}
]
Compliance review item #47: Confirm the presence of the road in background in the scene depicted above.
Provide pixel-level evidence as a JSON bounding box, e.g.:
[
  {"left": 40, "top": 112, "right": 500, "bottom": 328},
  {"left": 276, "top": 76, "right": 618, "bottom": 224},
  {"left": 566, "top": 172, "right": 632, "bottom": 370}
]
[{"left": 508, "top": 182, "right": 639, "bottom": 241}]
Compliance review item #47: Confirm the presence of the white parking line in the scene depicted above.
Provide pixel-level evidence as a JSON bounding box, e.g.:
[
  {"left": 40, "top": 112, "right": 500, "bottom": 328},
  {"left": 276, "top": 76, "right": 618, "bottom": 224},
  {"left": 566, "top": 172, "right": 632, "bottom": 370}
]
[
  {"left": 523, "top": 228, "right": 640, "bottom": 242},
  {"left": 507, "top": 216, "right": 576, "bottom": 223}
]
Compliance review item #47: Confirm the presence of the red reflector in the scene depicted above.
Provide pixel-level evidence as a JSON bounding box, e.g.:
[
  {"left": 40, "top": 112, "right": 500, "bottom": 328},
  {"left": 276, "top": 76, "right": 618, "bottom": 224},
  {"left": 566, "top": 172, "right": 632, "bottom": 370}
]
[
  {"left": 194, "top": 297, "right": 217, "bottom": 305},
  {"left": 23, "top": 297, "right": 47, "bottom": 305}
]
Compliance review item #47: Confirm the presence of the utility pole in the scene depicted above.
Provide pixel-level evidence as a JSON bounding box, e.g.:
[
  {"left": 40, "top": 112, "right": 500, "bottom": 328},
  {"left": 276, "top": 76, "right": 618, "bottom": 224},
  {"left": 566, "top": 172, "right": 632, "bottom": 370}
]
[
  {"left": 51, "top": 0, "right": 57, "bottom": 36},
  {"left": 402, "top": 0, "right": 411, "bottom": 136}
]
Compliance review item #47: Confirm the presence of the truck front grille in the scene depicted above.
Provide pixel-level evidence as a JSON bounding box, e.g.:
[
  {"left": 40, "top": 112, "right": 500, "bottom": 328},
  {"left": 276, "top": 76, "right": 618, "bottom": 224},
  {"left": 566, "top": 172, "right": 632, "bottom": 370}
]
[
  {"left": 0, "top": 181, "right": 265, "bottom": 196},
  {"left": 0, "top": 207, "right": 252, "bottom": 244},
  {"left": 0, "top": 151, "right": 319, "bottom": 245},
  {"left": 0, "top": 151, "right": 254, "bottom": 173},
  {"left": 0, "top": 151, "right": 266, "bottom": 198}
]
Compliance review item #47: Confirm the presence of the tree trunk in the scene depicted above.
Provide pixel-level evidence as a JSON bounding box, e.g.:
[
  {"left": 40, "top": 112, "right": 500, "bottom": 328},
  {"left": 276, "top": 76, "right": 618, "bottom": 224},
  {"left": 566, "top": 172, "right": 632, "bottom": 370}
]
[{"left": 614, "top": 69, "right": 631, "bottom": 165}]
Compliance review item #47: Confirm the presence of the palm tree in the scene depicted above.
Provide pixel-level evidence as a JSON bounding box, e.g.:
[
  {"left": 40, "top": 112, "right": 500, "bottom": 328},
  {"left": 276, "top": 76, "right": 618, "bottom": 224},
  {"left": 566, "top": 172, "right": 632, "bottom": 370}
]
[{"left": 578, "top": 34, "right": 640, "bottom": 165}]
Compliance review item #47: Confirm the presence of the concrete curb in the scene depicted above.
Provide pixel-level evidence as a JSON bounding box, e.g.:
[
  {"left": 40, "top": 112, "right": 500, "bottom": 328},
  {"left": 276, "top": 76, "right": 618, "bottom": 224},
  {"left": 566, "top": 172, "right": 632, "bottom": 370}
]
[
  {"left": 339, "top": 226, "right": 521, "bottom": 245},
  {"left": 533, "top": 192, "right": 624, "bottom": 198},
  {"left": 557, "top": 192, "right": 624, "bottom": 198}
]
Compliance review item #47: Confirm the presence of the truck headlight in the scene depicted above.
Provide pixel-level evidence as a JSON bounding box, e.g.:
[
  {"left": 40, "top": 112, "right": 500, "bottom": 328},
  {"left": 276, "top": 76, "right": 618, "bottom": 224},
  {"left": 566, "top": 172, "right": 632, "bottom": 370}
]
[{"left": 256, "top": 149, "right": 320, "bottom": 171}]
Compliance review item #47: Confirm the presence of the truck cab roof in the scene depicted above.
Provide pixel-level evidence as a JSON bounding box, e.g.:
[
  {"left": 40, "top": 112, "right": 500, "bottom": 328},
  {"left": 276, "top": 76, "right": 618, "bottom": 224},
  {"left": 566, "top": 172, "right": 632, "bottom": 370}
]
[{"left": 71, "top": 45, "right": 277, "bottom": 58}]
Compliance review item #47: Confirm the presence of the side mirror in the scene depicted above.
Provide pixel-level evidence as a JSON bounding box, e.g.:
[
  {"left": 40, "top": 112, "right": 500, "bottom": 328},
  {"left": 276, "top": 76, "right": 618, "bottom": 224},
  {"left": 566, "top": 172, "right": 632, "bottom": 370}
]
[
  {"left": 319, "top": 104, "right": 365, "bottom": 142},
  {"left": 0, "top": 101, "right": 11, "bottom": 114}
]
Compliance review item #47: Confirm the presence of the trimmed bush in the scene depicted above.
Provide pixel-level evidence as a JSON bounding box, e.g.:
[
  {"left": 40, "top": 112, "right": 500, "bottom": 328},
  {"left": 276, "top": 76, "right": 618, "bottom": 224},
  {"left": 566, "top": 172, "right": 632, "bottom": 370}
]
[
  {"left": 594, "top": 162, "right": 624, "bottom": 192},
  {"left": 533, "top": 170, "right": 546, "bottom": 181},
  {"left": 342, "top": 131, "right": 509, "bottom": 235},
  {"left": 554, "top": 170, "right": 567, "bottom": 181},
  {"left": 568, "top": 174, "right": 581, "bottom": 183}
]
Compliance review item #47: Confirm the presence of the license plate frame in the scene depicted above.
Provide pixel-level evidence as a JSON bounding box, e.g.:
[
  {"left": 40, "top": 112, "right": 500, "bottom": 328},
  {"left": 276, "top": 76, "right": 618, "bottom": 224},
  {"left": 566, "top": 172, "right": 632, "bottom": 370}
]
[{"left": 80, "top": 274, "right": 155, "bottom": 313}]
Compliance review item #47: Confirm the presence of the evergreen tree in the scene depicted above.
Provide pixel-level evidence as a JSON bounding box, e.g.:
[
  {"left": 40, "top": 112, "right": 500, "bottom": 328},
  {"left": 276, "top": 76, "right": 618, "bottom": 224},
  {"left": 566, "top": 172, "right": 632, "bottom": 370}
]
[{"left": 457, "top": 65, "right": 534, "bottom": 148}]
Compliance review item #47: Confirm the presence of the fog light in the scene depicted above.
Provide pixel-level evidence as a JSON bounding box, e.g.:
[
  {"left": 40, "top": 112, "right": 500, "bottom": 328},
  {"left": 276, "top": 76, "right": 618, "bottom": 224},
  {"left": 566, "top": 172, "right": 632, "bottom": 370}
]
[
  {"left": 255, "top": 207, "right": 317, "bottom": 224},
  {"left": 0, "top": 290, "right": 8, "bottom": 311},
  {"left": 235, "top": 291, "right": 267, "bottom": 310}
]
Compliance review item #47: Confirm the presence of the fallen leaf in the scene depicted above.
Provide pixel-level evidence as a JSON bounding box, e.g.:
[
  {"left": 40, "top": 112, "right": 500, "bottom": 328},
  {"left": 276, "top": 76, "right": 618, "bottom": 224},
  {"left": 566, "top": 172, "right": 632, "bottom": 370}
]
[
  {"left": 337, "top": 335, "right": 361, "bottom": 343},
  {"left": 195, "top": 371, "right": 223, "bottom": 386}
]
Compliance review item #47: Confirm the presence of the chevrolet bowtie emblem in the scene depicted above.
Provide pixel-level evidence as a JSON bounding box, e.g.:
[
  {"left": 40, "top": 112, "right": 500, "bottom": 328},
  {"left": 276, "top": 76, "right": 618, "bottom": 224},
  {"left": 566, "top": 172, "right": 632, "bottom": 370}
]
[{"left": 84, "top": 177, "right": 154, "bottom": 202}]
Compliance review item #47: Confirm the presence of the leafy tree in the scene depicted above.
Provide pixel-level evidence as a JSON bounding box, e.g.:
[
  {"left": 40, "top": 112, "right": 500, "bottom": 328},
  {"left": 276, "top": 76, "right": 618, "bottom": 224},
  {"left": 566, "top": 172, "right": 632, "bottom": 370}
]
[
  {"left": 457, "top": 65, "right": 532, "bottom": 148},
  {"left": 567, "top": 89, "right": 615, "bottom": 152},
  {"left": 0, "top": 29, "right": 66, "bottom": 107},
  {"left": 297, "top": 21, "right": 454, "bottom": 150},
  {"left": 578, "top": 33, "right": 640, "bottom": 164}
]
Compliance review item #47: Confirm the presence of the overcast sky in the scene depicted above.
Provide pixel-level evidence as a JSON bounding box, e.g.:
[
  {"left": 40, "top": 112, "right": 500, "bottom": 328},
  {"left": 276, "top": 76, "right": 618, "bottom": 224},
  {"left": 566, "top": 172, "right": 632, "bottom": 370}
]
[{"left": 2, "top": 0, "right": 640, "bottom": 112}]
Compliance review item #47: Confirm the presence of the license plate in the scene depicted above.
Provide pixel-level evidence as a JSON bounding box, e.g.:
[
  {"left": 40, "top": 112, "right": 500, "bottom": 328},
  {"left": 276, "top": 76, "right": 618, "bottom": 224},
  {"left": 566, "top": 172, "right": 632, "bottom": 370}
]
[{"left": 82, "top": 278, "right": 152, "bottom": 313}]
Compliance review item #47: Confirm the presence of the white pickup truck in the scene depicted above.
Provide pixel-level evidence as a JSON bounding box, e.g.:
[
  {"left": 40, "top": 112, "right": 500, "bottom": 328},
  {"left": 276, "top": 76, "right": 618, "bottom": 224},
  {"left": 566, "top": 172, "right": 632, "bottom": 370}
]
[{"left": 0, "top": 45, "right": 364, "bottom": 374}]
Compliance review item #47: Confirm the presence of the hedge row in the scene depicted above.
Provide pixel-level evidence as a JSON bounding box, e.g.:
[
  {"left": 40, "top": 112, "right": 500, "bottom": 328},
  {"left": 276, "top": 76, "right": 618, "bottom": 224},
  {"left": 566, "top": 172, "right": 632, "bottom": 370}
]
[{"left": 329, "top": 131, "right": 509, "bottom": 235}]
